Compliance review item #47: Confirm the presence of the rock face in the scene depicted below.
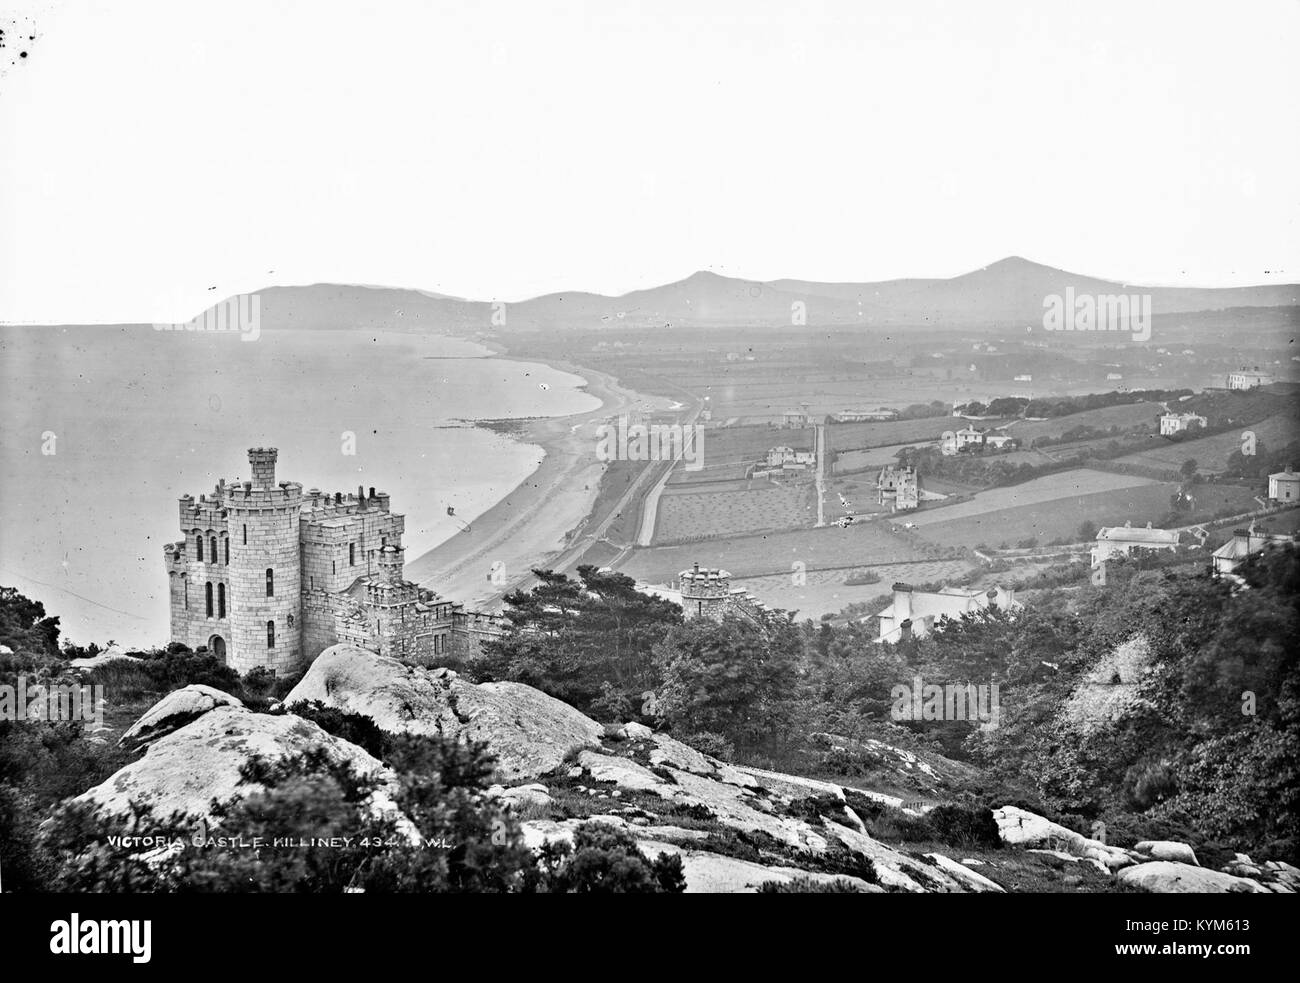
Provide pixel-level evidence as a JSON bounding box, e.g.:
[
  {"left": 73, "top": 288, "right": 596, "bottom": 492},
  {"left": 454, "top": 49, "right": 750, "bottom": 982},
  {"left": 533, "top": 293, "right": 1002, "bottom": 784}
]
[
  {"left": 1119, "top": 862, "right": 1271, "bottom": 894},
  {"left": 805, "top": 731, "right": 977, "bottom": 795},
  {"left": 77, "top": 702, "right": 395, "bottom": 823},
  {"left": 284, "top": 644, "right": 605, "bottom": 781},
  {"left": 993, "top": 806, "right": 1138, "bottom": 871},
  {"left": 1135, "top": 840, "right": 1199, "bottom": 866},
  {"left": 119, "top": 684, "right": 244, "bottom": 748},
  {"left": 68, "top": 646, "right": 141, "bottom": 673}
]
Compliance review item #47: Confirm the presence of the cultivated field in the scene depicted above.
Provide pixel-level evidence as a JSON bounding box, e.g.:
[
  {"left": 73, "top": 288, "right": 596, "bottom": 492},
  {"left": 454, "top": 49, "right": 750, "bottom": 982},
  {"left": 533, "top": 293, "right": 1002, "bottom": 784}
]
[
  {"left": 902, "top": 479, "right": 1262, "bottom": 549},
  {"left": 615, "top": 519, "right": 934, "bottom": 585},
  {"left": 827, "top": 417, "right": 969, "bottom": 451},
  {"left": 896, "top": 468, "right": 1163, "bottom": 528},
  {"left": 653, "top": 479, "right": 815, "bottom": 542},
  {"left": 1001, "top": 401, "right": 1163, "bottom": 443},
  {"left": 1115, "top": 412, "right": 1300, "bottom": 474},
  {"left": 733, "top": 558, "right": 976, "bottom": 621}
]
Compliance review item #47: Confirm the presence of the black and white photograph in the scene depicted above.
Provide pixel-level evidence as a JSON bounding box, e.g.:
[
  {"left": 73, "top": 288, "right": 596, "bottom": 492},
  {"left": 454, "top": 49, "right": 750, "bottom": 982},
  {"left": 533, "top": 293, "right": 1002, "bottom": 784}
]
[{"left": 0, "top": 0, "right": 1295, "bottom": 962}]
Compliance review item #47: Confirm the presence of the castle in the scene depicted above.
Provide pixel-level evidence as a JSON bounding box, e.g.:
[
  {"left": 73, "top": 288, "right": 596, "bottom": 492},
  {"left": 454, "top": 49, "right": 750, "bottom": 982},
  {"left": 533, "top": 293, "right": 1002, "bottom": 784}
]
[
  {"left": 634, "top": 563, "right": 770, "bottom": 626},
  {"left": 164, "top": 447, "right": 504, "bottom": 674}
]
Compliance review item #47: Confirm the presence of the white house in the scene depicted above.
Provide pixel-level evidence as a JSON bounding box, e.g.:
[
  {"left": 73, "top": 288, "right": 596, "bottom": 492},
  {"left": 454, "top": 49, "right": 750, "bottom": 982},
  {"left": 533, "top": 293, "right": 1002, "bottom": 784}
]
[
  {"left": 875, "top": 582, "right": 1021, "bottom": 643},
  {"left": 1091, "top": 522, "right": 1180, "bottom": 565},
  {"left": 1269, "top": 466, "right": 1300, "bottom": 503},
  {"left": 1212, "top": 526, "right": 1297, "bottom": 577},
  {"left": 1227, "top": 369, "right": 1275, "bottom": 390},
  {"left": 1159, "top": 412, "right": 1207, "bottom": 436}
]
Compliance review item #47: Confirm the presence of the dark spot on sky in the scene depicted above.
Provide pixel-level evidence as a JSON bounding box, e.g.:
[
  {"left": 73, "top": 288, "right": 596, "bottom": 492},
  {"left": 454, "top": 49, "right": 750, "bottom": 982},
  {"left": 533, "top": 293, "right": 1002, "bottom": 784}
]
[{"left": 20, "top": 51, "right": 27, "bottom": 58}]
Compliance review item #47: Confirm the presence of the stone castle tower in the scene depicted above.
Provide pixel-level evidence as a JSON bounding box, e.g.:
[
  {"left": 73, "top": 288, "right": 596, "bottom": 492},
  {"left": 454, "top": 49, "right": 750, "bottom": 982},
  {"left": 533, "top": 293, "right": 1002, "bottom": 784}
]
[
  {"left": 165, "top": 447, "right": 503, "bottom": 674},
  {"left": 226, "top": 448, "right": 303, "bottom": 671}
]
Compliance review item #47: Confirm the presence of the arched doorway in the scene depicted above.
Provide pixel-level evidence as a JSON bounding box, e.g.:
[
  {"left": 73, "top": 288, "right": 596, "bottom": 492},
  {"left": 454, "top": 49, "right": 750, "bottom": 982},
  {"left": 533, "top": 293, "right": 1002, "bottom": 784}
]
[{"left": 208, "top": 634, "right": 227, "bottom": 663}]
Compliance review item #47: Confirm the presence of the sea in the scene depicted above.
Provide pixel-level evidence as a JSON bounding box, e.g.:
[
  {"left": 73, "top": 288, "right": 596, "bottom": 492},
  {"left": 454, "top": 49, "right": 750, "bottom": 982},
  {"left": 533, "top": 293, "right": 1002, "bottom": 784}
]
[{"left": 0, "top": 325, "right": 600, "bottom": 648}]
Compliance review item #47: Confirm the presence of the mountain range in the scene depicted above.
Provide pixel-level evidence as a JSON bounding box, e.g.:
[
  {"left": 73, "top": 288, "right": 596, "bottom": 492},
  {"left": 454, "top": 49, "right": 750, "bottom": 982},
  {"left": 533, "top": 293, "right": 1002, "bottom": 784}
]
[{"left": 223, "top": 256, "right": 1299, "bottom": 333}]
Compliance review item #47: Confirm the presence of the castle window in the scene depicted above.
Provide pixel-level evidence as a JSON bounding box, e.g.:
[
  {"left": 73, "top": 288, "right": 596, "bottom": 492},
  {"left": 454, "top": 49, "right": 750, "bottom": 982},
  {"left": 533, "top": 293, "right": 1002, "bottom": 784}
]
[
  {"left": 267, "top": 620, "right": 275, "bottom": 648},
  {"left": 332, "top": 561, "right": 336, "bottom": 575},
  {"left": 224, "top": 539, "right": 230, "bottom": 564},
  {"left": 287, "top": 613, "right": 294, "bottom": 628},
  {"left": 217, "top": 583, "right": 226, "bottom": 618},
  {"left": 242, "top": 524, "right": 247, "bottom": 545},
  {"left": 205, "top": 582, "right": 214, "bottom": 617},
  {"left": 196, "top": 536, "right": 204, "bottom": 562},
  {"left": 266, "top": 568, "right": 274, "bottom": 597},
  {"left": 350, "top": 543, "right": 356, "bottom": 567},
  {"left": 210, "top": 537, "right": 217, "bottom": 563}
]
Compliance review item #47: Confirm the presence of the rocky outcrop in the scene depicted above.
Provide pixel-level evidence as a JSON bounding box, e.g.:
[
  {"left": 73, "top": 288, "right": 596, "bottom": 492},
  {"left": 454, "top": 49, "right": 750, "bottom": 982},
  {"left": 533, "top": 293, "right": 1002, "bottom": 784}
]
[
  {"left": 1135, "top": 840, "right": 1199, "bottom": 866},
  {"left": 993, "top": 805, "right": 1138, "bottom": 871},
  {"left": 1118, "top": 861, "right": 1271, "bottom": 894},
  {"left": 68, "top": 645, "right": 140, "bottom": 674},
  {"left": 76, "top": 702, "right": 396, "bottom": 824},
  {"left": 119, "top": 684, "right": 244, "bottom": 748},
  {"left": 805, "top": 731, "right": 978, "bottom": 795},
  {"left": 284, "top": 644, "right": 605, "bottom": 782},
  {"left": 520, "top": 817, "right": 880, "bottom": 892}
]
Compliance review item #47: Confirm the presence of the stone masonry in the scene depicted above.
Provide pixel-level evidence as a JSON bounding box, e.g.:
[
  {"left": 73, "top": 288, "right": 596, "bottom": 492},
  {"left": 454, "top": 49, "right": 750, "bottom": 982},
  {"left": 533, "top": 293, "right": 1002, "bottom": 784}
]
[{"left": 165, "top": 447, "right": 504, "bottom": 674}]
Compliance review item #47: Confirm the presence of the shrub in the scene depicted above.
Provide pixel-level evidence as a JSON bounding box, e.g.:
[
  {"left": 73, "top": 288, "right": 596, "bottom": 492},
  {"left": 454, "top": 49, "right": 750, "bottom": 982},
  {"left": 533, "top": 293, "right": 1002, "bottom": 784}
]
[
  {"left": 534, "top": 821, "right": 686, "bottom": 893},
  {"left": 679, "top": 731, "right": 735, "bottom": 762},
  {"left": 926, "top": 803, "right": 1001, "bottom": 849}
]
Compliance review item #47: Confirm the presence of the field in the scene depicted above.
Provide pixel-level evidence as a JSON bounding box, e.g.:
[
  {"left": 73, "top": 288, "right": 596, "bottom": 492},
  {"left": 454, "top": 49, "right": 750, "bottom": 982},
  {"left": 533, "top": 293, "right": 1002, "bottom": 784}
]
[
  {"left": 833, "top": 442, "right": 929, "bottom": 473},
  {"left": 1115, "top": 411, "right": 1300, "bottom": 474},
  {"left": 614, "top": 519, "right": 935, "bottom": 585},
  {"left": 901, "top": 478, "right": 1262, "bottom": 550},
  {"left": 668, "top": 423, "right": 815, "bottom": 486},
  {"left": 653, "top": 479, "right": 815, "bottom": 542},
  {"left": 827, "top": 417, "right": 969, "bottom": 451},
  {"left": 733, "top": 558, "right": 977, "bottom": 621},
  {"left": 1001, "top": 401, "right": 1163, "bottom": 443},
  {"left": 897, "top": 469, "right": 1163, "bottom": 528}
]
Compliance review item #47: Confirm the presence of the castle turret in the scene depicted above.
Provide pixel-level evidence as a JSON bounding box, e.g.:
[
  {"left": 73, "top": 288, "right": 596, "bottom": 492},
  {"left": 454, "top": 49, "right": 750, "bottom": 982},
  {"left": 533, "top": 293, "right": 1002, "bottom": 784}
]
[
  {"left": 679, "top": 562, "right": 733, "bottom": 620},
  {"left": 249, "top": 446, "right": 278, "bottom": 489},
  {"left": 223, "top": 447, "right": 302, "bottom": 673},
  {"left": 378, "top": 544, "right": 405, "bottom": 585}
]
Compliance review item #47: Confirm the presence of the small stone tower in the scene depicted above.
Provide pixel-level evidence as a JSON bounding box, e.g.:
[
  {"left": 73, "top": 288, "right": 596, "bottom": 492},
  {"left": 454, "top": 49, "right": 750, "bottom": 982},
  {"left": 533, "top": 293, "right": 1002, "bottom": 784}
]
[
  {"left": 679, "top": 562, "right": 733, "bottom": 621},
  {"left": 224, "top": 447, "right": 303, "bottom": 673}
]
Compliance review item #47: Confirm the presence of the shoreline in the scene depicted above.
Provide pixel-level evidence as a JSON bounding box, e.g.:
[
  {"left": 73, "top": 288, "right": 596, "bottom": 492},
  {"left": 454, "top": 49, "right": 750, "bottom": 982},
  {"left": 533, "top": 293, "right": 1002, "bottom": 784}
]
[{"left": 403, "top": 340, "right": 665, "bottom": 609}]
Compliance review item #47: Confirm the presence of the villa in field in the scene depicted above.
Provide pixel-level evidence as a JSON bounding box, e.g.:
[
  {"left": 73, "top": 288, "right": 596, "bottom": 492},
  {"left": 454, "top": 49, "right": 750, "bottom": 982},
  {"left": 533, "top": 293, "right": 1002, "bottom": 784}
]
[
  {"left": 1091, "top": 522, "right": 1180, "bottom": 565},
  {"left": 1269, "top": 466, "right": 1300, "bottom": 504},
  {"left": 1227, "top": 368, "right": 1275, "bottom": 390},
  {"left": 1159, "top": 411, "right": 1207, "bottom": 436},
  {"left": 751, "top": 445, "right": 816, "bottom": 477},
  {"left": 875, "top": 582, "right": 1021, "bottom": 643}
]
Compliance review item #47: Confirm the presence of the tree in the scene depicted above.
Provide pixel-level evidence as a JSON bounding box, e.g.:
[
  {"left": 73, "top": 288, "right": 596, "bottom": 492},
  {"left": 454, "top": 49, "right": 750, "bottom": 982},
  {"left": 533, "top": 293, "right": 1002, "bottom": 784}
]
[
  {"left": 653, "top": 615, "right": 799, "bottom": 752},
  {"left": 469, "top": 566, "right": 682, "bottom": 719},
  {"left": 1180, "top": 458, "right": 1199, "bottom": 478}
]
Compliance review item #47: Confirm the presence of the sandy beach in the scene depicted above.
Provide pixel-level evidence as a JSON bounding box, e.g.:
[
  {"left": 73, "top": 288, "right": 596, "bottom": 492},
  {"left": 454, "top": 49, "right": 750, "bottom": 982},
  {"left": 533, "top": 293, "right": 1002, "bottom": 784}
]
[{"left": 403, "top": 347, "right": 669, "bottom": 609}]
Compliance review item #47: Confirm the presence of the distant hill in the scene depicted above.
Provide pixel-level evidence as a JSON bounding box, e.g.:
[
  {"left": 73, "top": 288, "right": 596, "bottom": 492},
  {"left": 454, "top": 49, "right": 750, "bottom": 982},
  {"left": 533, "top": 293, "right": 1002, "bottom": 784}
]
[{"left": 181, "top": 257, "right": 1300, "bottom": 334}]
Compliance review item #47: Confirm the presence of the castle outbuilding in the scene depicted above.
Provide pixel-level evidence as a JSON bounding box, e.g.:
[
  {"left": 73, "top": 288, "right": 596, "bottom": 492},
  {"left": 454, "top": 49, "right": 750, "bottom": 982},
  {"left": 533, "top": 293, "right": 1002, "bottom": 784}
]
[{"left": 165, "top": 447, "right": 502, "bottom": 674}]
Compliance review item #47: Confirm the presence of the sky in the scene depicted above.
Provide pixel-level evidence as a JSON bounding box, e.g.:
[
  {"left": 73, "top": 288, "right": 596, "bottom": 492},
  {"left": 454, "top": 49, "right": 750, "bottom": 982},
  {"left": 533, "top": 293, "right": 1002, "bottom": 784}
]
[{"left": 1, "top": 0, "right": 1297, "bottom": 323}]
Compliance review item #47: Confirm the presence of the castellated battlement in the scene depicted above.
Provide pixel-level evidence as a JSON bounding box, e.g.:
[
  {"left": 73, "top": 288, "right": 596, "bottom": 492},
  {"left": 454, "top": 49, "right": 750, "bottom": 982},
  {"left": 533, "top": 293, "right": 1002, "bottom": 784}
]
[
  {"left": 672, "top": 561, "right": 769, "bottom": 626},
  {"left": 222, "top": 481, "right": 304, "bottom": 512},
  {"left": 166, "top": 446, "right": 502, "bottom": 675},
  {"left": 679, "top": 562, "right": 733, "bottom": 599}
]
